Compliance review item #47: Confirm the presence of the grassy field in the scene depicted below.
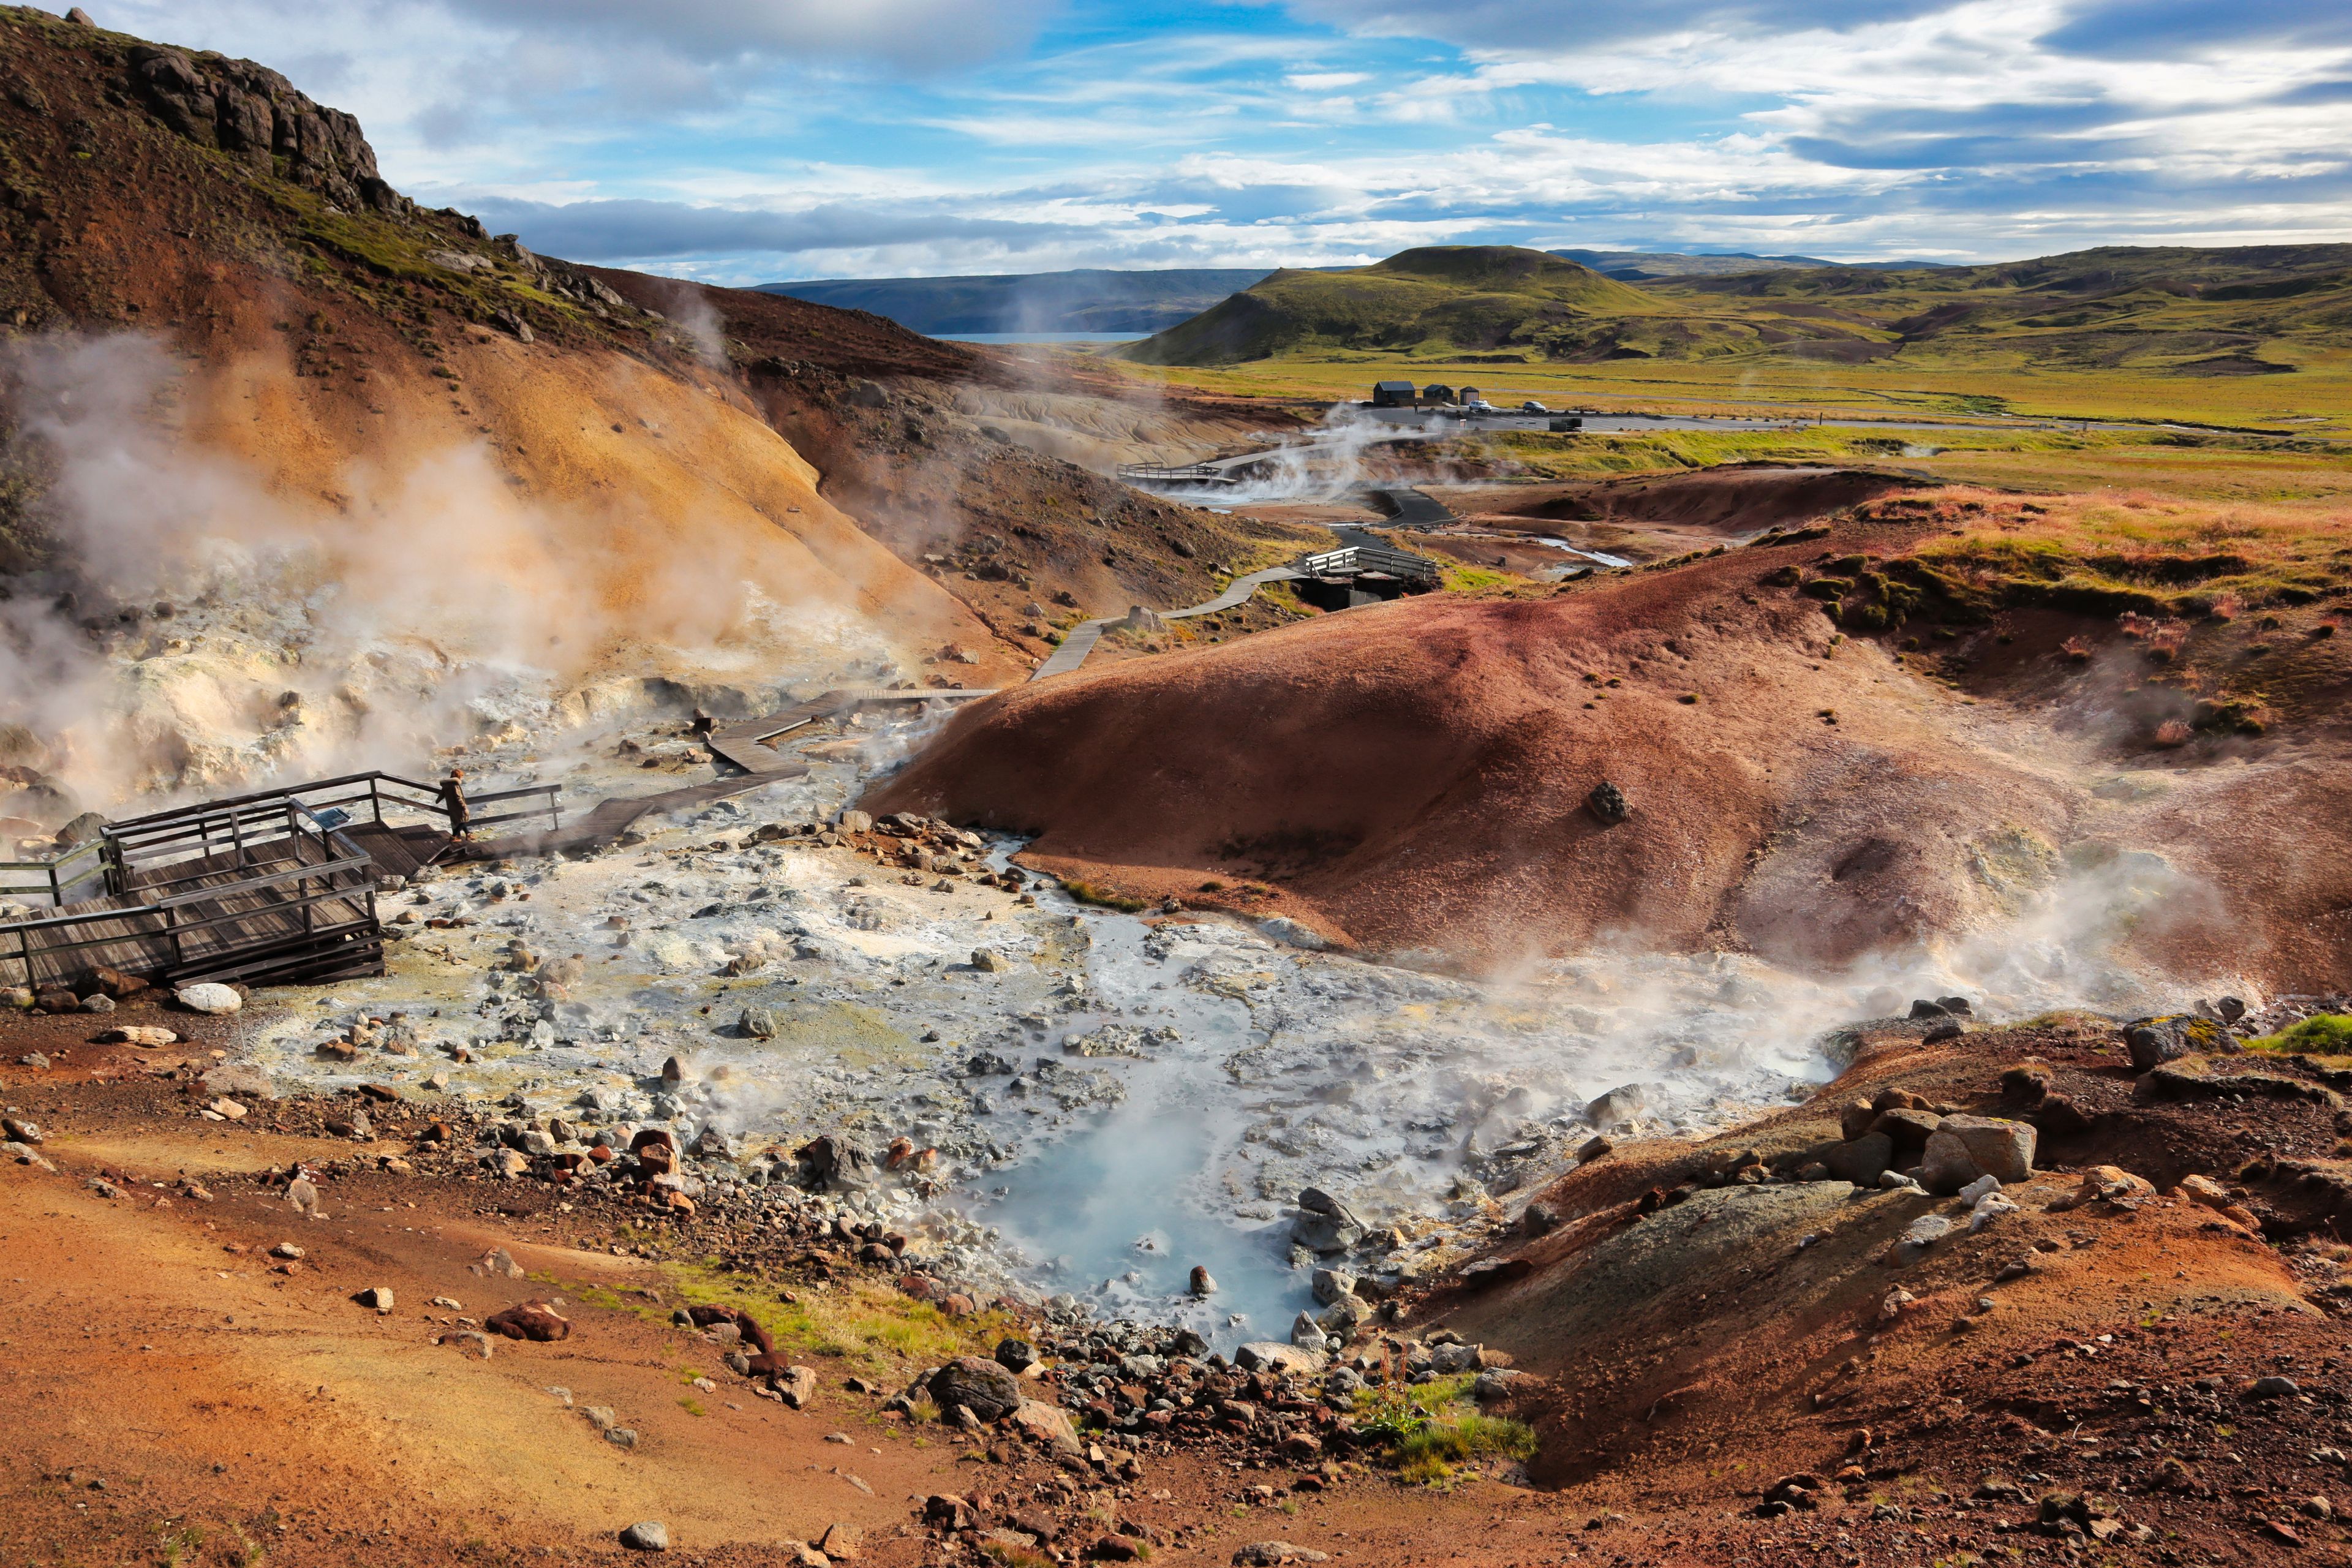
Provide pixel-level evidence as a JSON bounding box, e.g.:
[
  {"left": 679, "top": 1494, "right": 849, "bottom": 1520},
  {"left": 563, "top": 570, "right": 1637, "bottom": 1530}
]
[
  {"left": 1104, "top": 347, "right": 2352, "bottom": 434},
  {"left": 1444, "top": 426, "right": 2352, "bottom": 502}
]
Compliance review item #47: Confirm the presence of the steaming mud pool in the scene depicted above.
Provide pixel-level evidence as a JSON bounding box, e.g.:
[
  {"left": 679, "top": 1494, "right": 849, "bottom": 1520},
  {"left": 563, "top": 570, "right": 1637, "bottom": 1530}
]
[{"left": 237, "top": 699, "right": 2185, "bottom": 1349}]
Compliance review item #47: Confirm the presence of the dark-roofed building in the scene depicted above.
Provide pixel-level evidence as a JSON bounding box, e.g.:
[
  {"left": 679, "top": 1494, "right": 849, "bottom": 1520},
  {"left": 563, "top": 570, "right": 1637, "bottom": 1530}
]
[
  {"left": 1422, "top": 383, "right": 1455, "bottom": 404},
  {"left": 1371, "top": 380, "right": 1417, "bottom": 407}
]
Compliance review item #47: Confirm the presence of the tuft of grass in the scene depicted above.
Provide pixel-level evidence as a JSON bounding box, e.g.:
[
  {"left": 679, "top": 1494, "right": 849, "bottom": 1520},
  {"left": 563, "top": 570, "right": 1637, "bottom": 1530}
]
[
  {"left": 1353, "top": 1373, "right": 1534, "bottom": 1486},
  {"left": 1063, "top": 880, "right": 1150, "bottom": 914},
  {"left": 2248, "top": 1014, "right": 2352, "bottom": 1057}
]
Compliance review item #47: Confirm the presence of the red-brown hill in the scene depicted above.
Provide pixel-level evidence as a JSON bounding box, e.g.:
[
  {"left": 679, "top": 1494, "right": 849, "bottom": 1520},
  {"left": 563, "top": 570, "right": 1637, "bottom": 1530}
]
[{"left": 871, "top": 512, "right": 2352, "bottom": 990}]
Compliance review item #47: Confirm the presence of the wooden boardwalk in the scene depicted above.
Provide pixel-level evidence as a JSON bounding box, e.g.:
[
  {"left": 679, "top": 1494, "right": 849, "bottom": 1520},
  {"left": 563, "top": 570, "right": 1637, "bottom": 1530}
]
[
  {"left": 454, "top": 686, "right": 995, "bottom": 861},
  {"left": 2, "top": 834, "right": 379, "bottom": 990}
]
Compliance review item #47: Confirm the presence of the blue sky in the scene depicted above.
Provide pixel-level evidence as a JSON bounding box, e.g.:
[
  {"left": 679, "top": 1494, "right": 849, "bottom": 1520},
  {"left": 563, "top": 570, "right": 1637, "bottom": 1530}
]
[{"left": 97, "top": 0, "right": 2352, "bottom": 282}]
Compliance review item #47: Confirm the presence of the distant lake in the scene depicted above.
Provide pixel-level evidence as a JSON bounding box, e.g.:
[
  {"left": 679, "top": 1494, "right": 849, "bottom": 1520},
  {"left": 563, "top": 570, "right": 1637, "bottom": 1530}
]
[{"left": 932, "top": 331, "right": 1151, "bottom": 344}]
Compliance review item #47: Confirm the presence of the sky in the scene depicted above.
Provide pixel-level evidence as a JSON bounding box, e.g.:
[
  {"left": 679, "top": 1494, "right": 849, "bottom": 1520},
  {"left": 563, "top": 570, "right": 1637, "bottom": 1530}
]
[{"left": 87, "top": 0, "right": 2352, "bottom": 284}]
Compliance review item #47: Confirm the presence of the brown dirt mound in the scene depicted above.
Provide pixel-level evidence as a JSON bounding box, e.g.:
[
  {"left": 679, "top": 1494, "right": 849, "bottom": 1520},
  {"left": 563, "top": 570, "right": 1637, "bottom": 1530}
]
[
  {"left": 1487, "top": 464, "right": 1918, "bottom": 535},
  {"left": 1418, "top": 1013, "right": 2352, "bottom": 1562},
  {"left": 870, "top": 523, "right": 2102, "bottom": 971}
]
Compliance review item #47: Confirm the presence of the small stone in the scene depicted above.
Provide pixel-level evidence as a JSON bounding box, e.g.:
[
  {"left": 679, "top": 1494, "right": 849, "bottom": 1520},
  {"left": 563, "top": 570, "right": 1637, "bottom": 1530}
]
[
  {"left": 619, "top": 1520, "right": 667, "bottom": 1551},
  {"left": 2250, "top": 1375, "right": 2301, "bottom": 1400},
  {"left": 1585, "top": 781, "right": 1630, "bottom": 825},
  {"left": 355, "top": 1286, "right": 395, "bottom": 1311},
  {"left": 2, "top": 1117, "right": 40, "bottom": 1145},
  {"left": 1189, "top": 1264, "right": 1217, "bottom": 1297},
  {"left": 606, "top": 1427, "right": 639, "bottom": 1450},
  {"left": 270, "top": 1242, "right": 304, "bottom": 1260},
  {"left": 971, "top": 949, "right": 1008, "bottom": 973},
  {"left": 1233, "top": 1544, "right": 1329, "bottom": 1566},
  {"left": 99, "top": 1025, "right": 179, "bottom": 1047},
  {"left": 817, "top": 1523, "right": 862, "bottom": 1560}
]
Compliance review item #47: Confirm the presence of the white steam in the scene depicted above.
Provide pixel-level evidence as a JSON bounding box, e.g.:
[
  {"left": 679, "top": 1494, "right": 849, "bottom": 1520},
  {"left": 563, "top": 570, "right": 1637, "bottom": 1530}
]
[{"left": 0, "top": 331, "right": 884, "bottom": 823}]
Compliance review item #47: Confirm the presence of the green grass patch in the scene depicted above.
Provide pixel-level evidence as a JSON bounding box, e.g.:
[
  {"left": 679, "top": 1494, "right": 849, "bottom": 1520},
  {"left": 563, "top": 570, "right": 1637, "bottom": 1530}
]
[
  {"left": 1439, "top": 562, "right": 1521, "bottom": 593},
  {"left": 2248, "top": 1014, "right": 2352, "bottom": 1055}
]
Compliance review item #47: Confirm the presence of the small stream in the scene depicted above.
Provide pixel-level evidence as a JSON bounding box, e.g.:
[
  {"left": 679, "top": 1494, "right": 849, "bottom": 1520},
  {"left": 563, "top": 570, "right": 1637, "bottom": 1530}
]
[{"left": 949, "top": 897, "right": 1314, "bottom": 1348}]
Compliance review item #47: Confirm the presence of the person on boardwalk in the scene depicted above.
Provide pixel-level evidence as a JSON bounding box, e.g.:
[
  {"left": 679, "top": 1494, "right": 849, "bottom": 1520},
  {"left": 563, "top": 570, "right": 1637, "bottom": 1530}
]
[{"left": 439, "top": 768, "right": 472, "bottom": 839}]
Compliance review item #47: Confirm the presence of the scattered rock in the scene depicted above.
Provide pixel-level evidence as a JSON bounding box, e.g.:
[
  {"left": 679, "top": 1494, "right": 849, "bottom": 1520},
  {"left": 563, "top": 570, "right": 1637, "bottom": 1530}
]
[
  {"left": 929, "top": 1357, "right": 1023, "bottom": 1422},
  {"left": 773, "top": 1365, "right": 818, "bottom": 1408},
  {"left": 354, "top": 1286, "right": 394, "bottom": 1312},
  {"left": 1189, "top": 1264, "right": 1217, "bottom": 1297},
  {"left": 1008, "top": 1396, "right": 1084, "bottom": 1455},
  {"left": 619, "top": 1521, "right": 668, "bottom": 1552},
  {"left": 2, "top": 1117, "right": 40, "bottom": 1145},
  {"left": 1233, "top": 1342, "right": 1325, "bottom": 1376},
  {"left": 740, "top": 1007, "right": 778, "bottom": 1039},
  {"left": 1586, "top": 781, "right": 1629, "bottom": 825},
  {"left": 470, "top": 1246, "right": 525, "bottom": 1278},
  {"left": 2250, "top": 1376, "right": 2301, "bottom": 1400}
]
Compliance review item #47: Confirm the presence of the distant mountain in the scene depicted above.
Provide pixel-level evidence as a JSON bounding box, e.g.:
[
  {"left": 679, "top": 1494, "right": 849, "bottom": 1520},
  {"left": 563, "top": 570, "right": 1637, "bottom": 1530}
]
[
  {"left": 1123, "top": 241, "right": 2352, "bottom": 371},
  {"left": 1550, "top": 248, "right": 1838, "bottom": 280},
  {"left": 756, "top": 268, "right": 1280, "bottom": 335},
  {"left": 1121, "top": 247, "right": 1656, "bottom": 366}
]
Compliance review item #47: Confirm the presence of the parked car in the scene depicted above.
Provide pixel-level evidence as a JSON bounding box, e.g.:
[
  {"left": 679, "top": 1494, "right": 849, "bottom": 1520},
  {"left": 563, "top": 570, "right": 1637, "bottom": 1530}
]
[{"left": 1521, "top": 400, "right": 1548, "bottom": 413}]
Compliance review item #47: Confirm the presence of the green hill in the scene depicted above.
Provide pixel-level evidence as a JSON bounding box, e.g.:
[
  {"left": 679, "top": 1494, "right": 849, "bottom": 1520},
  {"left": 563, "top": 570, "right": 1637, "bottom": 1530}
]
[
  {"left": 1124, "top": 241, "right": 2352, "bottom": 377},
  {"left": 1121, "top": 246, "right": 1658, "bottom": 365}
]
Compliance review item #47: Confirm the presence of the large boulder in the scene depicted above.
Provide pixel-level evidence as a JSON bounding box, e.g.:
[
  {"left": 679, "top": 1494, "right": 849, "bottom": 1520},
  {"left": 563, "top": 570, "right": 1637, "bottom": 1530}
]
[
  {"left": 929, "top": 1356, "right": 1023, "bottom": 1422},
  {"left": 175, "top": 982, "right": 243, "bottom": 1016},
  {"left": 2123, "top": 1014, "right": 2228, "bottom": 1071},
  {"left": 1918, "top": 1115, "right": 2036, "bottom": 1194}
]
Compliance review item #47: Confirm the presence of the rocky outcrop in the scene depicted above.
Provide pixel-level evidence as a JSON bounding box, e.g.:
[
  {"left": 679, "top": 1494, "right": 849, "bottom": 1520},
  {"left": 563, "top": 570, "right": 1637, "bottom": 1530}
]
[{"left": 124, "top": 43, "right": 405, "bottom": 214}]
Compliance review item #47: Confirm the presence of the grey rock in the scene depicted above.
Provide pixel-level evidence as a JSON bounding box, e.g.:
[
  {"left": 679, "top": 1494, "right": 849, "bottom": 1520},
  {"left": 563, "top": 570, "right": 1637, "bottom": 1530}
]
[
  {"left": 739, "top": 1007, "right": 778, "bottom": 1039},
  {"left": 619, "top": 1520, "right": 668, "bottom": 1551},
  {"left": 201, "top": 1064, "right": 274, "bottom": 1099},
  {"left": 605, "top": 1427, "right": 639, "bottom": 1450},
  {"left": 1310, "top": 1268, "right": 1356, "bottom": 1306},
  {"left": 993, "top": 1337, "right": 1038, "bottom": 1373},
  {"left": 1472, "top": 1368, "right": 1525, "bottom": 1403},
  {"left": 1817, "top": 1132, "right": 1892, "bottom": 1186},
  {"left": 2122, "top": 1014, "right": 2227, "bottom": 1071},
  {"left": 1289, "top": 1311, "right": 1325, "bottom": 1349},
  {"left": 1585, "top": 1082, "right": 1662, "bottom": 1129},
  {"left": 2250, "top": 1376, "right": 2301, "bottom": 1400}
]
